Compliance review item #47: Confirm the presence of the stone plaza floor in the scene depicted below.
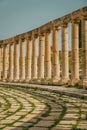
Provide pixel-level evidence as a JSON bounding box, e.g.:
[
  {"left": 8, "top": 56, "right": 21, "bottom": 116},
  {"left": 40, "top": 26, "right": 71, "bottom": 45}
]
[{"left": 0, "top": 82, "right": 87, "bottom": 130}]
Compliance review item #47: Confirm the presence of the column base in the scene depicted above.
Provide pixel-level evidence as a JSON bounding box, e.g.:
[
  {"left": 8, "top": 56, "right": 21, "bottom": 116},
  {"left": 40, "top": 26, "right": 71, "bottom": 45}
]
[
  {"left": 8, "top": 79, "right": 14, "bottom": 82},
  {"left": 68, "top": 79, "right": 79, "bottom": 86},
  {"left": 24, "top": 79, "right": 31, "bottom": 83},
  {"left": 2, "top": 79, "right": 6, "bottom": 82},
  {"left": 19, "top": 79, "right": 26, "bottom": 83},
  {"left": 52, "top": 78, "right": 60, "bottom": 85},
  {"left": 13, "top": 79, "right": 19, "bottom": 83},
  {"left": 36, "top": 79, "right": 42, "bottom": 84},
  {"left": 58, "top": 78, "right": 69, "bottom": 85},
  {"left": 29, "top": 78, "right": 38, "bottom": 84},
  {"left": 40, "top": 78, "right": 51, "bottom": 85},
  {"left": 79, "top": 80, "right": 87, "bottom": 89}
]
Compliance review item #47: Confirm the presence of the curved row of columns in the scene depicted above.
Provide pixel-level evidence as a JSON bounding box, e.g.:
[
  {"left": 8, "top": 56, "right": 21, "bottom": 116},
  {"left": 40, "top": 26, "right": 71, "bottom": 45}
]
[{"left": 0, "top": 18, "right": 87, "bottom": 87}]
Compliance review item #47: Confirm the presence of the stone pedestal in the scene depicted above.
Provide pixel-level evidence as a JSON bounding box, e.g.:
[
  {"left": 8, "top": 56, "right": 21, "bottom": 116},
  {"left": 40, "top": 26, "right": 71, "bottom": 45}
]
[
  {"left": 3, "top": 44, "right": 8, "bottom": 81},
  {"left": 52, "top": 27, "right": 60, "bottom": 83},
  {"left": 25, "top": 37, "right": 32, "bottom": 82},
  {"left": 32, "top": 35, "right": 38, "bottom": 79},
  {"left": 14, "top": 41, "right": 19, "bottom": 82},
  {"left": 60, "top": 24, "right": 69, "bottom": 84},
  {"left": 38, "top": 34, "right": 45, "bottom": 79},
  {"left": 45, "top": 30, "right": 51, "bottom": 80},
  {"left": 20, "top": 39, "right": 25, "bottom": 82},
  {"left": 69, "top": 21, "right": 79, "bottom": 86},
  {"left": 79, "top": 18, "right": 87, "bottom": 88},
  {"left": 9, "top": 43, "right": 14, "bottom": 81}
]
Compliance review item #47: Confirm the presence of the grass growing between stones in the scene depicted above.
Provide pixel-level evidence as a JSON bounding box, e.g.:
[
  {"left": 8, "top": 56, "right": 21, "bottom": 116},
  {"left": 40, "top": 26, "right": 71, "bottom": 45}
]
[
  {"left": 48, "top": 105, "right": 67, "bottom": 130},
  {"left": 0, "top": 85, "right": 87, "bottom": 130}
]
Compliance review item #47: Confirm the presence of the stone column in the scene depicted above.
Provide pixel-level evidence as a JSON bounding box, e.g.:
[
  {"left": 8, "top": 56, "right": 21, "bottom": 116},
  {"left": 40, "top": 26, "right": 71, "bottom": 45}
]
[
  {"left": 9, "top": 43, "right": 14, "bottom": 81},
  {"left": 79, "top": 17, "right": 87, "bottom": 88},
  {"left": 61, "top": 24, "right": 69, "bottom": 84},
  {"left": 0, "top": 45, "right": 2, "bottom": 80},
  {"left": 20, "top": 38, "right": 25, "bottom": 81},
  {"left": 26, "top": 37, "right": 32, "bottom": 81},
  {"left": 3, "top": 44, "right": 8, "bottom": 80},
  {"left": 32, "top": 34, "right": 38, "bottom": 79},
  {"left": 38, "top": 34, "right": 45, "bottom": 79},
  {"left": 52, "top": 27, "right": 60, "bottom": 82},
  {"left": 45, "top": 30, "right": 51, "bottom": 79},
  {"left": 70, "top": 21, "right": 79, "bottom": 85},
  {"left": 14, "top": 41, "right": 19, "bottom": 81}
]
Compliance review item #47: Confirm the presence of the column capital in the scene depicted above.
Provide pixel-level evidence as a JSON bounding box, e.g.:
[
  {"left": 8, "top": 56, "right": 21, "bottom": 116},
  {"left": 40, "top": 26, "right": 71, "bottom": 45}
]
[
  {"left": 72, "top": 19, "right": 80, "bottom": 24},
  {"left": 62, "top": 23, "right": 68, "bottom": 28},
  {"left": 3, "top": 43, "right": 8, "bottom": 47},
  {"left": 33, "top": 34, "right": 38, "bottom": 39},
  {"left": 46, "top": 29, "right": 51, "bottom": 33},
  {"left": 39, "top": 33, "right": 45, "bottom": 41},
  {"left": 52, "top": 25, "right": 59, "bottom": 31},
  {"left": 19, "top": 35, "right": 25, "bottom": 42},
  {"left": 82, "top": 16, "right": 87, "bottom": 20},
  {"left": 0, "top": 45, "right": 1, "bottom": 48},
  {"left": 10, "top": 42, "right": 14, "bottom": 45},
  {"left": 25, "top": 34, "right": 32, "bottom": 41}
]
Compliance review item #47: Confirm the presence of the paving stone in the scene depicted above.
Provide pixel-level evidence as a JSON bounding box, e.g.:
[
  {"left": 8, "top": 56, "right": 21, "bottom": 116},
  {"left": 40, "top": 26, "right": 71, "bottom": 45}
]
[
  {"left": 35, "top": 120, "right": 54, "bottom": 127},
  {"left": 77, "top": 125, "right": 87, "bottom": 129},
  {"left": 41, "top": 115, "right": 59, "bottom": 121},
  {"left": 29, "top": 127, "right": 48, "bottom": 130},
  {"left": 2, "top": 127, "right": 16, "bottom": 130},
  {"left": 59, "top": 120, "right": 76, "bottom": 125},
  {"left": 52, "top": 128, "right": 71, "bottom": 130}
]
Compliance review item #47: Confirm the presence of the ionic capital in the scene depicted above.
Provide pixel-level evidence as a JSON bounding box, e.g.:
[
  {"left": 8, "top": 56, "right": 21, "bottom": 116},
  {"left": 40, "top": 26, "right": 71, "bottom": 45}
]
[
  {"left": 82, "top": 16, "right": 87, "bottom": 20},
  {"left": 33, "top": 34, "right": 38, "bottom": 39},
  {"left": 62, "top": 23, "right": 68, "bottom": 28},
  {"left": 39, "top": 33, "right": 45, "bottom": 41},
  {"left": 25, "top": 33, "right": 32, "bottom": 40},
  {"left": 72, "top": 19, "right": 80, "bottom": 24},
  {"left": 19, "top": 35, "right": 25, "bottom": 42},
  {"left": 52, "top": 25, "right": 59, "bottom": 30}
]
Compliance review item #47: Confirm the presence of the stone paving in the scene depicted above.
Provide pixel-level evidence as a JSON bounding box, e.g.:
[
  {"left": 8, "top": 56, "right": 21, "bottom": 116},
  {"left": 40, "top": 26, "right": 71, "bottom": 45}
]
[{"left": 0, "top": 84, "right": 87, "bottom": 130}]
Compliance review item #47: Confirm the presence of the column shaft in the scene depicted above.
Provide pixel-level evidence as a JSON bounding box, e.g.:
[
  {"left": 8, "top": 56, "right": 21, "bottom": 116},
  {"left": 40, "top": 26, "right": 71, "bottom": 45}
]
[
  {"left": 0, "top": 46, "right": 2, "bottom": 80},
  {"left": 61, "top": 24, "right": 69, "bottom": 82},
  {"left": 3, "top": 44, "right": 8, "bottom": 80},
  {"left": 45, "top": 31, "right": 51, "bottom": 79},
  {"left": 71, "top": 22, "right": 79, "bottom": 81},
  {"left": 52, "top": 27, "right": 60, "bottom": 81},
  {"left": 32, "top": 35, "right": 38, "bottom": 79},
  {"left": 20, "top": 39, "right": 25, "bottom": 81},
  {"left": 38, "top": 34, "right": 45, "bottom": 79},
  {"left": 9, "top": 44, "right": 14, "bottom": 81},
  {"left": 26, "top": 38, "right": 32, "bottom": 81},
  {"left": 14, "top": 41, "right": 19, "bottom": 81},
  {"left": 82, "top": 19, "right": 87, "bottom": 80},
  {"left": 79, "top": 18, "right": 87, "bottom": 87}
]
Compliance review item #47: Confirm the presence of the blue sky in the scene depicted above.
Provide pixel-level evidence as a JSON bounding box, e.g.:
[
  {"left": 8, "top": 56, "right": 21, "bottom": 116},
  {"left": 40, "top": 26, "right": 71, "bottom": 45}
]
[{"left": 0, "top": 0, "right": 87, "bottom": 40}]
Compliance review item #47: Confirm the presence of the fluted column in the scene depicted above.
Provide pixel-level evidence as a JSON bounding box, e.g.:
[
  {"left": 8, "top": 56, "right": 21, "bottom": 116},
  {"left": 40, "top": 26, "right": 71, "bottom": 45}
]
[
  {"left": 61, "top": 24, "right": 69, "bottom": 83},
  {"left": 32, "top": 34, "right": 38, "bottom": 79},
  {"left": 3, "top": 44, "right": 8, "bottom": 80},
  {"left": 52, "top": 27, "right": 60, "bottom": 81},
  {"left": 45, "top": 30, "right": 51, "bottom": 79},
  {"left": 26, "top": 37, "right": 32, "bottom": 81},
  {"left": 70, "top": 21, "right": 79, "bottom": 85},
  {"left": 14, "top": 41, "right": 19, "bottom": 81},
  {"left": 20, "top": 38, "right": 25, "bottom": 81},
  {"left": 9, "top": 43, "right": 14, "bottom": 81},
  {"left": 0, "top": 45, "right": 2, "bottom": 80},
  {"left": 38, "top": 34, "right": 45, "bottom": 79},
  {"left": 79, "top": 17, "right": 87, "bottom": 88}
]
